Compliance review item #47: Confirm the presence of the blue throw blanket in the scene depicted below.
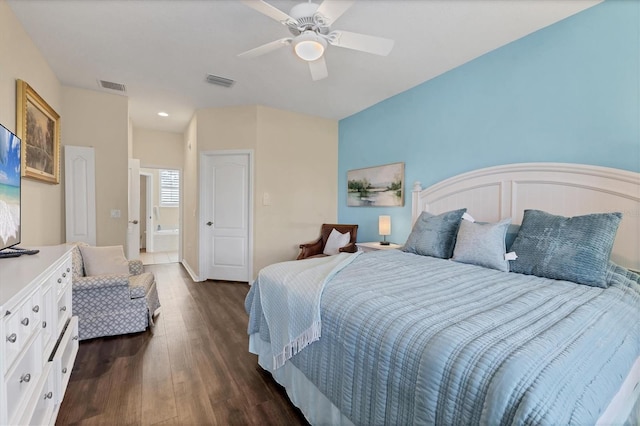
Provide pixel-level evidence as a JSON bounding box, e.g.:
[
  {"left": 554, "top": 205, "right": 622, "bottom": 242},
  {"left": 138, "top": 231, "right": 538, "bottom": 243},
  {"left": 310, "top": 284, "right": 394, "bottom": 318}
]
[
  {"left": 246, "top": 250, "right": 640, "bottom": 425},
  {"left": 248, "top": 252, "right": 360, "bottom": 369}
]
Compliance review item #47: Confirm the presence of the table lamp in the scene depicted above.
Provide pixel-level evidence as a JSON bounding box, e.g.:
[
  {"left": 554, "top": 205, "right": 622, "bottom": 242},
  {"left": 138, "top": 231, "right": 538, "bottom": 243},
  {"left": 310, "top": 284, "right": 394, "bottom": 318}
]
[{"left": 379, "top": 215, "right": 391, "bottom": 245}]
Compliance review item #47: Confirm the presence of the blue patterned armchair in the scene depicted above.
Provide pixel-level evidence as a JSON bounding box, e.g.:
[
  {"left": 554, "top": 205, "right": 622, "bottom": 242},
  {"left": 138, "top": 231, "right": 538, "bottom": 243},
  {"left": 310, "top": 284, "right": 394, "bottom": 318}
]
[{"left": 70, "top": 243, "right": 161, "bottom": 340}]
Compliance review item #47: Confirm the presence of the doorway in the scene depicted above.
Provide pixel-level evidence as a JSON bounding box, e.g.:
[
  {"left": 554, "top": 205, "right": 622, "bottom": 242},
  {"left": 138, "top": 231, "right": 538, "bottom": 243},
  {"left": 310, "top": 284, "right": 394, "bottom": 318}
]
[{"left": 139, "top": 167, "right": 181, "bottom": 265}]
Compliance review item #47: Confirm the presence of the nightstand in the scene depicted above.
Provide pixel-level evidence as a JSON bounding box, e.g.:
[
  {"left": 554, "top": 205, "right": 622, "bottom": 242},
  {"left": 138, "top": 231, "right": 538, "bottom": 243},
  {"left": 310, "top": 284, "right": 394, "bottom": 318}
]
[{"left": 356, "top": 242, "right": 402, "bottom": 252}]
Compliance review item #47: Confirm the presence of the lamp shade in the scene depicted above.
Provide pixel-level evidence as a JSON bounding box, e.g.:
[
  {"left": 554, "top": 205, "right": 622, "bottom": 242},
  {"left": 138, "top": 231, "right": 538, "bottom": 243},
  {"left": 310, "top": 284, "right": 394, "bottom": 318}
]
[{"left": 379, "top": 215, "right": 391, "bottom": 236}]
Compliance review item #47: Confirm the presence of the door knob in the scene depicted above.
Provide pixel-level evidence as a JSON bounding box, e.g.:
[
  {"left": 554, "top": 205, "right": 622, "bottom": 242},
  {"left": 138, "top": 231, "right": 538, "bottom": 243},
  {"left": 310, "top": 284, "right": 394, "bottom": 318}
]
[
  {"left": 206, "top": 221, "right": 213, "bottom": 226},
  {"left": 129, "top": 220, "right": 139, "bottom": 224}
]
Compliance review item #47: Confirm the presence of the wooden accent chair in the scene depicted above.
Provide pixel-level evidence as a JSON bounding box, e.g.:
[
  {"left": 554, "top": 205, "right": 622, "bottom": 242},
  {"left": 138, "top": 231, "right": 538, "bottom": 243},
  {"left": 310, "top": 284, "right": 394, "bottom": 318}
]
[{"left": 297, "top": 224, "right": 359, "bottom": 260}]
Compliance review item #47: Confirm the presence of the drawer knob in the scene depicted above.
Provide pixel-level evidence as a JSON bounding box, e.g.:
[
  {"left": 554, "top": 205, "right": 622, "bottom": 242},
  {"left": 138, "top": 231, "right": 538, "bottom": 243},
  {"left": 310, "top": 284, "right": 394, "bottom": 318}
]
[
  {"left": 66, "top": 267, "right": 70, "bottom": 273},
  {"left": 32, "top": 305, "right": 40, "bottom": 313},
  {"left": 6, "top": 333, "right": 17, "bottom": 343},
  {"left": 4, "top": 310, "right": 11, "bottom": 317},
  {"left": 20, "top": 373, "right": 31, "bottom": 383},
  {"left": 57, "top": 278, "right": 62, "bottom": 284},
  {"left": 62, "top": 367, "right": 68, "bottom": 374},
  {"left": 21, "top": 318, "right": 29, "bottom": 326},
  {"left": 44, "top": 391, "right": 53, "bottom": 400},
  {"left": 60, "top": 306, "right": 67, "bottom": 312},
  {"left": 72, "top": 335, "right": 79, "bottom": 341},
  {"left": 62, "top": 272, "right": 67, "bottom": 278},
  {"left": 42, "top": 321, "right": 47, "bottom": 329}
]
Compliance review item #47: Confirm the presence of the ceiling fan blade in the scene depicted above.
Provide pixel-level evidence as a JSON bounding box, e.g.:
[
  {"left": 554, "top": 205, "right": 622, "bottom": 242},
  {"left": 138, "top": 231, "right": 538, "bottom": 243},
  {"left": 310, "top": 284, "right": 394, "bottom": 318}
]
[
  {"left": 308, "top": 56, "right": 328, "bottom": 81},
  {"left": 316, "top": 0, "right": 355, "bottom": 25},
  {"left": 328, "top": 30, "right": 394, "bottom": 56},
  {"left": 238, "top": 38, "right": 292, "bottom": 58},
  {"left": 240, "top": 0, "right": 297, "bottom": 25}
]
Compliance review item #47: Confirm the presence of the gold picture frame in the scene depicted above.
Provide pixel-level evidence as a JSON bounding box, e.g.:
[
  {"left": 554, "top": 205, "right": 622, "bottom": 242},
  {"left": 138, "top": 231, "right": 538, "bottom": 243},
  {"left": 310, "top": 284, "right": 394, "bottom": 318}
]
[{"left": 16, "top": 79, "right": 60, "bottom": 184}]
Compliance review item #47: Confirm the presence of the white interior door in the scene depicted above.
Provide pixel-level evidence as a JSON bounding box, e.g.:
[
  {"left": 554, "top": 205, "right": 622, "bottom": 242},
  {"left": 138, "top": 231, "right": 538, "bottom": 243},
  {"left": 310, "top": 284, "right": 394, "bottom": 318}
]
[
  {"left": 127, "top": 158, "right": 141, "bottom": 260},
  {"left": 201, "top": 152, "right": 252, "bottom": 282},
  {"left": 64, "top": 146, "right": 96, "bottom": 245}
]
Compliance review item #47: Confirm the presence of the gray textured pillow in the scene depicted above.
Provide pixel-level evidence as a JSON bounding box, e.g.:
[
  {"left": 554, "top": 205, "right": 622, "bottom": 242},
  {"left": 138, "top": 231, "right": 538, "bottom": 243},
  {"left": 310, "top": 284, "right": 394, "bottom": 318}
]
[
  {"left": 402, "top": 208, "right": 466, "bottom": 259},
  {"left": 509, "top": 209, "right": 622, "bottom": 288},
  {"left": 452, "top": 218, "right": 512, "bottom": 271}
]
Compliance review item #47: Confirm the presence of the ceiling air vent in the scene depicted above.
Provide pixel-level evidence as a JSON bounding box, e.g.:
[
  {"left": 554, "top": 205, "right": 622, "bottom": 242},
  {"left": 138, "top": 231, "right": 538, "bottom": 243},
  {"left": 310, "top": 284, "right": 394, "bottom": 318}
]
[
  {"left": 97, "top": 79, "right": 127, "bottom": 92},
  {"left": 205, "top": 74, "right": 235, "bottom": 88}
]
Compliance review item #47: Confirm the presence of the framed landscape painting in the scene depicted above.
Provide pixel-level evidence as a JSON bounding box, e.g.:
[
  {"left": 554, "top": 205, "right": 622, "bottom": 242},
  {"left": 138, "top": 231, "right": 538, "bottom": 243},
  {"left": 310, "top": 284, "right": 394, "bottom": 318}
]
[
  {"left": 16, "top": 79, "right": 61, "bottom": 184},
  {"left": 347, "top": 162, "right": 404, "bottom": 207}
]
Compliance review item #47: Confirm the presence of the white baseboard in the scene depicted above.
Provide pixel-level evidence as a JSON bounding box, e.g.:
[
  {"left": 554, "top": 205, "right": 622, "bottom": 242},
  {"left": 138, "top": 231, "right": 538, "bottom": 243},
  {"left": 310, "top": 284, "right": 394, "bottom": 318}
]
[{"left": 181, "top": 259, "right": 204, "bottom": 282}]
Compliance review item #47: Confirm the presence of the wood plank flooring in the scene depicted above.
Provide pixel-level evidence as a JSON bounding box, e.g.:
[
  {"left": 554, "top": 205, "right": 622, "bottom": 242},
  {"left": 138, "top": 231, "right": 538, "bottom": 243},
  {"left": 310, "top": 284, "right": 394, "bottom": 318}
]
[{"left": 56, "top": 263, "right": 308, "bottom": 426}]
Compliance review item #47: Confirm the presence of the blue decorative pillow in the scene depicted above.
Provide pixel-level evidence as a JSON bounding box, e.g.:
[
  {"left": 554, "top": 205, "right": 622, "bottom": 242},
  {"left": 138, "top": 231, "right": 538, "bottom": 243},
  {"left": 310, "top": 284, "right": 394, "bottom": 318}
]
[
  {"left": 402, "top": 208, "right": 467, "bottom": 259},
  {"left": 452, "top": 218, "right": 512, "bottom": 271},
  {"left": 509, "top": 209, "right": 622, "bottom": 288}
]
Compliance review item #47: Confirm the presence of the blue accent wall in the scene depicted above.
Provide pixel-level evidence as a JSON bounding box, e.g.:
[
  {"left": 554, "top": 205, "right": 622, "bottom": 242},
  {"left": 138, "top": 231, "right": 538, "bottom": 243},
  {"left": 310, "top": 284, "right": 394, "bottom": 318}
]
[{"left": 338, "top": 0, "right": 640, "bottom": 244}]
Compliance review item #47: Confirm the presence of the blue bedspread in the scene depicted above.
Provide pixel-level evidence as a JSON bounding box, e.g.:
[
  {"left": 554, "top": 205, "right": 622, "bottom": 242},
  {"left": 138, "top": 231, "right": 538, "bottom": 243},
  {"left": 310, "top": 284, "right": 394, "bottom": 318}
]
[{"left": 246, "top": 250, "right": 640, "bottom": 425}]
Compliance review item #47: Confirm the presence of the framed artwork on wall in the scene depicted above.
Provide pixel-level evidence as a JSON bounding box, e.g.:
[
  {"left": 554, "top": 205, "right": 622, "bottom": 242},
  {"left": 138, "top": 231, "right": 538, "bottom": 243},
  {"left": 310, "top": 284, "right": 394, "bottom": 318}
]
[
  {"left": 347, "top": 162, "right": 404, "bottom": 207},
  {"left": 16, "top": 79, "right": 61, "bottom": 184}
]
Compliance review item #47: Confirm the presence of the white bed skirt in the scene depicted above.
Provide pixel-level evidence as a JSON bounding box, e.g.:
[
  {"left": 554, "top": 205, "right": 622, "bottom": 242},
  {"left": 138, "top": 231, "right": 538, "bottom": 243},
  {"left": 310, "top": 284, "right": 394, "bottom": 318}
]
[
  {"left": 250, "top": 334, "right": 354, "bottom": 426},
  {"left": 251, "top": 334, "right": 639, "bottom": 425}
]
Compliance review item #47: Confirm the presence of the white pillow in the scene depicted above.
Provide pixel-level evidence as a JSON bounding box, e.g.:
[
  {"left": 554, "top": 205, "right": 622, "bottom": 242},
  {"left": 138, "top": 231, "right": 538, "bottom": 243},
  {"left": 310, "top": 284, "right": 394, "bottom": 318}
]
[
  {"left": 79, "top": 245, "right": 130, "bottom": 276},
  {"left": 323, "top": 229, "right": 351, "bottom": 256}
]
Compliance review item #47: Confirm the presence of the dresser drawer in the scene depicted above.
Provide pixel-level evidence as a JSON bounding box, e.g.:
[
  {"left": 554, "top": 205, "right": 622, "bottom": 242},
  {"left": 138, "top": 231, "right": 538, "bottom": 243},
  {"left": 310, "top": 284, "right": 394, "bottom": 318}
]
[
  {"left": 52, "top": 316, "right": 79, "bottom": 405},
  {"left": 3, "top": 308, "right": 23, "bottom": 372},
  {"left": 5, "top": 331, "right": 43, "bottom": 424},
  {"left": 56, "top": 284, "right": 72, "bottom": 335},
  {"left": 52, "top": 258, "right": 72, "bottom": 297},
  {"left": 22, "top": 290, "right": 42, "bottom": 336},
  {"left": 24, "top": 363, "right": 56, "bottom": 426},
  {"left": 3, "top": 288, "right": 40, "bottom": 373},
  {"left": 41, "top": 283, "right": 56, "bottom": 354}
]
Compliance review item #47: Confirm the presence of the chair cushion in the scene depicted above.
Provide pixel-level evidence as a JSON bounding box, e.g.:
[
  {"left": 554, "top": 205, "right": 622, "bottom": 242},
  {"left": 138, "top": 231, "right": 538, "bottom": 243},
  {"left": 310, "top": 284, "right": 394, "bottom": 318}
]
[
  {"left": 79, "top": 245, "right": 130, "bottom": 276},
  {"left": 71, "top": 244, "right": 86, "bottom": 279},
  {"left": 129, "top": 272, "right": 155, "bottom": 299}
]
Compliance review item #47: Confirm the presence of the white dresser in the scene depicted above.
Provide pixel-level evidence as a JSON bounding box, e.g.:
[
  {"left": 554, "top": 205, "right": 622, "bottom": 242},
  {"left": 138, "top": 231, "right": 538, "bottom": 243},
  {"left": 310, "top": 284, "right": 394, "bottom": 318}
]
[{"left": 0, "top": 245, "right": 78, "bottom": 425}]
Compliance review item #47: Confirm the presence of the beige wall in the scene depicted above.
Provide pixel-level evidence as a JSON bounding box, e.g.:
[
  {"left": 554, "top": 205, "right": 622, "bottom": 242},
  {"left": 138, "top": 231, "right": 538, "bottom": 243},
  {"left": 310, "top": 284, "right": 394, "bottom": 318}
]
[
  {"left": 183, "top": 116, "right": 198, "bottom": 271},
  {"left": 132, "top": 127, "right": 183, "bottom": 169},
  {"left": 182, "top": 105, "right": 338, "bottom": 278},
  {"left": 0, "top": 0, "right": 64, "bottom": 246},
  {"left": 254, "top": 106, "right": 338, "bottom": 271},
  {"left": 61, "top": 87, "right": 129, "bottom": 246}
]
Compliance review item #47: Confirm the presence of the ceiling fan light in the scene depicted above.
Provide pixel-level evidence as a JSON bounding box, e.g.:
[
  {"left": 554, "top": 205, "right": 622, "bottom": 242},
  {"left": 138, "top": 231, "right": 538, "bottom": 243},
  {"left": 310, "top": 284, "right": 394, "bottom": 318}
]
[{"left": 293, "top": 31, "right": 326, "bottom": 62}]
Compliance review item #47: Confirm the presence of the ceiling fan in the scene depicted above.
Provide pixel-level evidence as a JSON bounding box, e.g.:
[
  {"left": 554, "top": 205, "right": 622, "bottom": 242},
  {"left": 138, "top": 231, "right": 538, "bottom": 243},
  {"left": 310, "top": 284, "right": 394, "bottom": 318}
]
[{"left": 238, "top": 0, "right": 394, "bottom": 81}]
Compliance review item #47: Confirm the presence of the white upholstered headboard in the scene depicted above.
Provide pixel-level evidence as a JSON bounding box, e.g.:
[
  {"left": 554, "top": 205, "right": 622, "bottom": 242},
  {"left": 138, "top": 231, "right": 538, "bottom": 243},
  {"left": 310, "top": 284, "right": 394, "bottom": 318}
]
[{"left": 412, "top": 163, "right": 640, "bottom": 271}]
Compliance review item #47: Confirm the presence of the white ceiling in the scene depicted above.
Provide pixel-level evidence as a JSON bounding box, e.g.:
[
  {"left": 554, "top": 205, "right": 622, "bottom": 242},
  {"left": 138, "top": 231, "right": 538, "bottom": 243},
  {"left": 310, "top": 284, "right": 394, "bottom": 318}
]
[{"left": 8, "top": 0, "right": 600, "bottom": 134}]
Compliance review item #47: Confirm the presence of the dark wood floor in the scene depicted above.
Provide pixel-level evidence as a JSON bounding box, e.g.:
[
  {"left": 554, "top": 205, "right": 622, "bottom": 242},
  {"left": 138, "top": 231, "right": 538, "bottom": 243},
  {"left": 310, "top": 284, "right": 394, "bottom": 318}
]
[{"left": 56, "top": 263, "right": 308, "bottom": 425}]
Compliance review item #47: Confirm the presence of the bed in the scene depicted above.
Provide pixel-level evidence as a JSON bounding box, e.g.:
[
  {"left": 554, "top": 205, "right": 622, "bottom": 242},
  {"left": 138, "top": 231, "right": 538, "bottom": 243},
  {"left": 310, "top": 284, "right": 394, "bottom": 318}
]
[{"left": 245, "top": 163, "right": 640, "bottom": 425}]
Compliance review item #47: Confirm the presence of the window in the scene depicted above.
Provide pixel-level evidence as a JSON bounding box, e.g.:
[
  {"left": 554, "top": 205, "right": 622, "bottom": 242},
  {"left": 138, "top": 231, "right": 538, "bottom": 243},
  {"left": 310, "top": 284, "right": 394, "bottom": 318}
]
[{"left": 160, "top": 169, "right": 179, "bottom": 207}]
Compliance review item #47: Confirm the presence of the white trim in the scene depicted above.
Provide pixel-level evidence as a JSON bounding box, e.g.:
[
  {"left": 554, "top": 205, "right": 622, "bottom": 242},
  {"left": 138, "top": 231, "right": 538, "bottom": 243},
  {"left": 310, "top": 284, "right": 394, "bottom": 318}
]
[
  {"left": 412, "top": 162, "right": 640, "bottom": 270},
  {"left": 139, "top": 172, "right": 154, "bottom": 253},
  {"left": 199, "top": 149, "right": 254, "bottom": 282},
  {"left": 181, "top": 259, "right": 204, "bottom": 282}
]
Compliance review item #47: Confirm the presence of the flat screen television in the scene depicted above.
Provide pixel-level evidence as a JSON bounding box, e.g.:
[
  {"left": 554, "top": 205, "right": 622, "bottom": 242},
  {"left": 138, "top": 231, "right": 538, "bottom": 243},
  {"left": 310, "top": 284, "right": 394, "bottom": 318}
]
[{"left": 0, "top": 123, "right": 21, "bottom": 251}]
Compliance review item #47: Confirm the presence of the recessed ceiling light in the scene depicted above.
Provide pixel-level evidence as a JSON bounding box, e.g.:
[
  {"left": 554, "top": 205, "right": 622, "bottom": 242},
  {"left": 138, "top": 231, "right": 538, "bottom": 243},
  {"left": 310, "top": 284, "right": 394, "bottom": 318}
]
[{"left": 158, "top": 112, "right": 169, "bottom": 117}]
